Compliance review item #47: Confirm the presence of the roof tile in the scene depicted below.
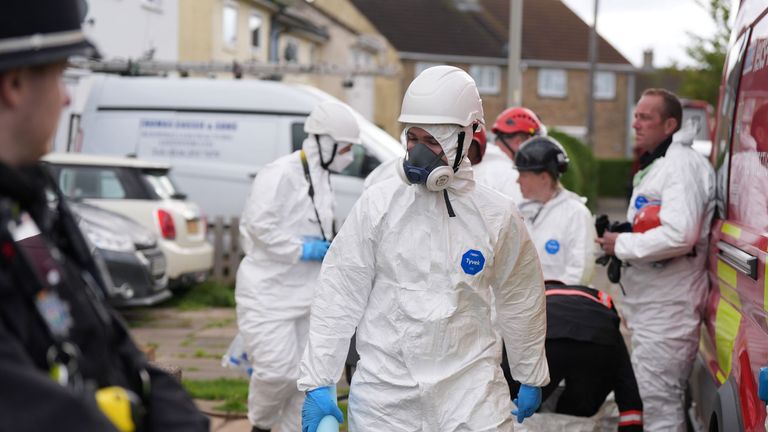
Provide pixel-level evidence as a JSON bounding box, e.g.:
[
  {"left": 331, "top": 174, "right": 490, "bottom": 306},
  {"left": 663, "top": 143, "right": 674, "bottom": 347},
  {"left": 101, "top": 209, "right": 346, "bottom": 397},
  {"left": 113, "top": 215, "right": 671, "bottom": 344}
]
[{"left": 351, "top": 0, "right": 631, "bottom": 65}]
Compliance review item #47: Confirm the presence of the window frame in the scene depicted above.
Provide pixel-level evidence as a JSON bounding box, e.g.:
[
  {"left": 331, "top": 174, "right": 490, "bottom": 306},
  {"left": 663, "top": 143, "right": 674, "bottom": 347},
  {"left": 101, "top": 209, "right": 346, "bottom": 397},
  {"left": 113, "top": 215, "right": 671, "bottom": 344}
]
[
  {"left": 469, "top": 65, "right": 501, "bottom": 95},
  {"left": 222, "top": 2, "right": 239, "bottom": 49},
  {"left": 537, "top": 68, "right": 568, "bottom": 98},
  {"left": 593, "top": 71, "right": 616, "bottom": 100},
  {"left": 249, "top": 10, "right": 263, "bottom": 52}
]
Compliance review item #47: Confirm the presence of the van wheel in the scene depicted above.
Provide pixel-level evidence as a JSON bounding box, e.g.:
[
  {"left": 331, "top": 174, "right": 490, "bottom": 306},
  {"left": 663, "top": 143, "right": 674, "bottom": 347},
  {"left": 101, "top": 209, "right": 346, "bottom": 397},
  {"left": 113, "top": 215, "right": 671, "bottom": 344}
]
[{"left": 708, "top": 413, "right": 718, "bottom": 432}]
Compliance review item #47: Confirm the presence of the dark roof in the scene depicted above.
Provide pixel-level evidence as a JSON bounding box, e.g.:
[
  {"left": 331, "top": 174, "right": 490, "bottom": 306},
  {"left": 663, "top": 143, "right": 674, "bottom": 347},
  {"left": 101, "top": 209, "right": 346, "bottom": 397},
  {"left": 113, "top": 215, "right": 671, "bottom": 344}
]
[
  {"left": 349, "top": 0, "right": 503, "bottom": 58},
  {"left": 275, "top": 8, "right": 330, "bottom": 42},
  {"left": 350, "top": 0, "right": 631, "bottom": 65}
]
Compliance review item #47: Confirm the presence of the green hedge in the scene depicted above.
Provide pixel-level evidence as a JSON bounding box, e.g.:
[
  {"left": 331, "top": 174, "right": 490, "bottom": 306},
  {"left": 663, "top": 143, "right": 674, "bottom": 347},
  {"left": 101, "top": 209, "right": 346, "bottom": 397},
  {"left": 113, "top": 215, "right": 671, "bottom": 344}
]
[
  {"left": 596, "top": 158, "right": 634, "bottom": 198},
  {"left": 548, "top": 130, "right": 598, "bottom": 211}
]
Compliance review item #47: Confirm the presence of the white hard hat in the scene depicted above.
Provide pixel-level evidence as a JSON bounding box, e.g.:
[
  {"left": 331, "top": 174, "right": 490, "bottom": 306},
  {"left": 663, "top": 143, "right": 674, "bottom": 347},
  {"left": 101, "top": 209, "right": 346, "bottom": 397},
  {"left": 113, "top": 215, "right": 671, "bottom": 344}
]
[
  {"left": 304, "top": 100, "right": 362, "bottom": 144},
  {"left": 398, "top": 65, "right": 484, "bottom": 127}
]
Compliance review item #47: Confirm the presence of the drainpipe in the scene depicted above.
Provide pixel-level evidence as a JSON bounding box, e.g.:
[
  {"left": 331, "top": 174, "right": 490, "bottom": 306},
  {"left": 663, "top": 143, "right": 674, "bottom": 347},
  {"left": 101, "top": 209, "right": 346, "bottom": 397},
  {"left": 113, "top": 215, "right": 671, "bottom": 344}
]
[{"left": 269, "top": 16, "right": 284, "bottom": 63}]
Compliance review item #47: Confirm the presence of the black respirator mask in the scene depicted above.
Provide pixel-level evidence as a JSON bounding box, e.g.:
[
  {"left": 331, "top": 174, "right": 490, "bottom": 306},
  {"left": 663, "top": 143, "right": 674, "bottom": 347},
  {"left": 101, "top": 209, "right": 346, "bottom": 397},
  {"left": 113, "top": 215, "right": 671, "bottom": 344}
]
[{"left": 397, "top": 143, "right": 453, "bottom": 191}]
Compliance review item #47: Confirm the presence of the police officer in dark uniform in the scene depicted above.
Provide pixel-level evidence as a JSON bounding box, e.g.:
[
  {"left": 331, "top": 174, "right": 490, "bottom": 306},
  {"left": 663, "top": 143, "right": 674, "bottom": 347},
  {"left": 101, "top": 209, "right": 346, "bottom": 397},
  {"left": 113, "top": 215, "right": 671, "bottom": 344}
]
[
  {"left": 502, "top": 284, "right": 644, "bottom": 431},
  {"left": 0, "top": 2, "right": 209, "bottom": 431}
]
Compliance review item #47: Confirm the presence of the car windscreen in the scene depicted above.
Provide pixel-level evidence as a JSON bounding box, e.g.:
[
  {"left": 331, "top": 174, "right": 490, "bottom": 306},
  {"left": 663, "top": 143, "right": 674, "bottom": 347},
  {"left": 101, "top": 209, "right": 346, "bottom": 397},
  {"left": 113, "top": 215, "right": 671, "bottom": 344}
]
[
  {"left": 47, "top": 164, "right": 150, "bottom": 200},
  {"left": 142, "top": 169, "right": 186, "bottom": 200}
]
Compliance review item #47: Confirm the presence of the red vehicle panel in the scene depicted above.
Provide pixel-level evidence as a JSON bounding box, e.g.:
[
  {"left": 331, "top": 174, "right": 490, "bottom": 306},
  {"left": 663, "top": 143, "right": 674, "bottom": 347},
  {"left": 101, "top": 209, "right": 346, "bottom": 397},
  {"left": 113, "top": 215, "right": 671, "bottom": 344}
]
[{"left": 691, "top": 2, "right": 768, "bottom": 430}]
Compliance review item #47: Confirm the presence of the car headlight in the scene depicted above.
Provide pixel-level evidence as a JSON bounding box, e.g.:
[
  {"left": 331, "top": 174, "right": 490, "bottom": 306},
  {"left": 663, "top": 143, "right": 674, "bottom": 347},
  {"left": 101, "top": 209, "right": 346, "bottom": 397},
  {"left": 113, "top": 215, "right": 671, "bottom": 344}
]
[{"left": 81, "top": 222, "right": 136, "bottom": 253}]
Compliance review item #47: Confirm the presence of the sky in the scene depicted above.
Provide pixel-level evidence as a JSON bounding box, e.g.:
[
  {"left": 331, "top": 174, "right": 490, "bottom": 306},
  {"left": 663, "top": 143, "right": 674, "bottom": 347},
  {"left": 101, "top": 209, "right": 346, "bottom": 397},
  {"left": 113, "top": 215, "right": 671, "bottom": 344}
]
[{"left": 560, "top": 0, "right": 737, "bottom": 68}]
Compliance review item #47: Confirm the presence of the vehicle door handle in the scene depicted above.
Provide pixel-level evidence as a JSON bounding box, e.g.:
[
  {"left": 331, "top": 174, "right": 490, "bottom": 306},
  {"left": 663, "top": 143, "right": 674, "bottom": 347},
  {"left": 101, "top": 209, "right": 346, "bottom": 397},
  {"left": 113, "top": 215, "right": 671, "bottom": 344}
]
[{"left": 717, "top": 240, "right": 757, "bottom": 280}]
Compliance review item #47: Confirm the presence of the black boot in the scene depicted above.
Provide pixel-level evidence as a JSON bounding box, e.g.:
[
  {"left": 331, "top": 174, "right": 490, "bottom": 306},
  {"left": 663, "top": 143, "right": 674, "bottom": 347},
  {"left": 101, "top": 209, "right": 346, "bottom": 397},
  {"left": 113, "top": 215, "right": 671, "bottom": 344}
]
[{"left": 251, "top": 427, "right": 270, "bottom": 432}]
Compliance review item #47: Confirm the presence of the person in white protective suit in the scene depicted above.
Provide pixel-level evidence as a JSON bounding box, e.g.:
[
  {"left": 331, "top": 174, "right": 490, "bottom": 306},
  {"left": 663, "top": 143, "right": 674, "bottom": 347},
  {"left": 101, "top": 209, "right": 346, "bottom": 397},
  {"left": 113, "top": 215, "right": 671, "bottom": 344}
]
[
  {"left": 235, "top": 100, "right": 361, "bottom": 432},
  {"left": 514, "top": 136, "right": 596, "bottom": 286},
  {"left": 297, "top": 65, "right": 550, "bottom": 432},
  {"left": 472, "top": 106, "right": 547, "bottom": 203},
  {"left": 363, "top": 107, "right": 545, "bottom": 203},
  {"left": 598, "top": 88, "right": 715, "bottom": 431}
]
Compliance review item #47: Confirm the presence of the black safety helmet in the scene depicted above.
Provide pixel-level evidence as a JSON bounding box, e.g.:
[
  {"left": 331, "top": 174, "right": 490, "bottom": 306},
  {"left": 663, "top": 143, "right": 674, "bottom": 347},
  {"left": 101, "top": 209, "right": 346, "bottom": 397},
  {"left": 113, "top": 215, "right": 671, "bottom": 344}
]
[
  {"left": 0, "top": 0, "right": 97, "bottom": 72},
  {"left": 515, "top": 136, "right": 570, "bottom": 180}
]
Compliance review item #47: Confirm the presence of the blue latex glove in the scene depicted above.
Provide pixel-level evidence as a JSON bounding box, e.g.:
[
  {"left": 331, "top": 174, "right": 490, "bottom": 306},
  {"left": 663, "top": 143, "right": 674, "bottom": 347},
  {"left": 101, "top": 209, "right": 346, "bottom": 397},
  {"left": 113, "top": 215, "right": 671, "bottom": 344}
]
[
  {"left": 302, "top": 386, "right": 344, "bottom": 432},
  {"left": 511, "top": 384, "right": 541, "bottom": 423},
  {"left": 301, "top": 239, "right": 331, "bottom": 261}
]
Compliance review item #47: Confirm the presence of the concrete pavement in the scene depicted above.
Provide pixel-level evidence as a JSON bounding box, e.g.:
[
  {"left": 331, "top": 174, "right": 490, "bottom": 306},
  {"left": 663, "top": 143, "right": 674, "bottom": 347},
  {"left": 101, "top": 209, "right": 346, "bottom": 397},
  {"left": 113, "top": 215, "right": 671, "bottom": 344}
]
[{"left": 125, "top": 307, "right": 254, "bottom": 431}]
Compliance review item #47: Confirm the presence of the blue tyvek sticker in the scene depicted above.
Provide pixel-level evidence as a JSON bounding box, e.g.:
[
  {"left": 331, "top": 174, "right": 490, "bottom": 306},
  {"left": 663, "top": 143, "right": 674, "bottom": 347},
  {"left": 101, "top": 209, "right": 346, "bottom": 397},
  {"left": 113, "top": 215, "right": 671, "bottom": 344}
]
[
  {"left": 461, "top": 249, "right": 485, "bottom": 275},
  {"left": 545, "top": 239, "right": 560, "bottom": 255},
  {"left": 634, "top": 195, "right": 648, "bottom": 210}
]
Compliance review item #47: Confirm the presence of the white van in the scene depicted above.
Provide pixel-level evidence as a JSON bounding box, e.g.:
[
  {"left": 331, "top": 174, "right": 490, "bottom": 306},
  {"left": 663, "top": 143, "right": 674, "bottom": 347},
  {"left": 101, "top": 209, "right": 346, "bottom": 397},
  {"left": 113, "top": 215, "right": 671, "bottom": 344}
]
[{"left": 70, "top": 74, "right": 403, "bottom": 221}]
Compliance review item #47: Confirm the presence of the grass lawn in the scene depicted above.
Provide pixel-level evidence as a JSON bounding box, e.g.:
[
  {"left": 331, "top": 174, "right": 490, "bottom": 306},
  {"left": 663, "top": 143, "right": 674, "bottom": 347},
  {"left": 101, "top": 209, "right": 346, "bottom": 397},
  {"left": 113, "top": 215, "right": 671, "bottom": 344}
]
[
  {"left": 183, "top": 378, "right": 350, "bottom": 430},
  {"left": 183, "top": 378, "right": 248, "bottom": 413},
  {"left": 165, "top": 281, "right": 235, "bottom": 310}
]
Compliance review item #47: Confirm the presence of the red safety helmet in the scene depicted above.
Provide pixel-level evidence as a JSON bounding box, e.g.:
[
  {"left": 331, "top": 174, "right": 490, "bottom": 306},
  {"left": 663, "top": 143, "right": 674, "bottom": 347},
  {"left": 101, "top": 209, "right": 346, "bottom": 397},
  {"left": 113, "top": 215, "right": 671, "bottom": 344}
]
[
  {"left": 633, "top": 203, "right": 662, "bottom": 233},
  {"left": 469, "top": 124, "right": 488, "bottom": 164},
  {"left": 492, "top": 107, "right": 544, "bottom": 137}
]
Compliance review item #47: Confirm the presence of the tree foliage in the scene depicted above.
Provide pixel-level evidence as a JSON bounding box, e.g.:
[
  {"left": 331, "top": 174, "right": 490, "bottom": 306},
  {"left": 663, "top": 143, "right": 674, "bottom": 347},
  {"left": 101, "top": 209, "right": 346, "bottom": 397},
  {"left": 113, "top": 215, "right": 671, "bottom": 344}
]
[{"left": 679, "top": 0, "right": 732, "bottom": 105}]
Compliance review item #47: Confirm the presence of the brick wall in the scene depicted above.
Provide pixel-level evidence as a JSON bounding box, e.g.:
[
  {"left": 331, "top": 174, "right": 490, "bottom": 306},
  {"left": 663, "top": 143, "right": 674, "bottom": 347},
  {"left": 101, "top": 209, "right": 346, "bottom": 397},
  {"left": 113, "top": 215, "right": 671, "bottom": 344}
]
[
  {"left": 521, "top": 68, "right": 629, "bottom": 158},
  {"left": 400, "top": 60, "right": 630, "bottom": 158}
]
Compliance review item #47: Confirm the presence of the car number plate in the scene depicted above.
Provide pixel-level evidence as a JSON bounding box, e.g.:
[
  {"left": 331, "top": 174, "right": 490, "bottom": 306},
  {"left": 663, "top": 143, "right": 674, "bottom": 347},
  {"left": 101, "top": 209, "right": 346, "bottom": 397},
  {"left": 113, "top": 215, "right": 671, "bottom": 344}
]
[{"left": 187, "top": 219, "right": 199, "bottom": 234}]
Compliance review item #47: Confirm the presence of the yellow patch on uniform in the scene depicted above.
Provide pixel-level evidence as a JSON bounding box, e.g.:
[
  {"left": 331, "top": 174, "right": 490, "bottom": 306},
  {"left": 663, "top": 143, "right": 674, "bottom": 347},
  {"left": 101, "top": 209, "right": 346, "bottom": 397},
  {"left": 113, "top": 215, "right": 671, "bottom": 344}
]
[
  {"left": 716, "top": 370, "right": 727, "bottom": 384},
  {"left": 719, "top": 281, "right": 742, "bottom": 308},
  {"left": 714, "top": 297, "right": 742, "bottom": 383},
  {"left": 717, "top": 259, "right": 739, "bottom": 290},
  {"left": 721, "top": 223, "right": 742, "bottom": 239}
]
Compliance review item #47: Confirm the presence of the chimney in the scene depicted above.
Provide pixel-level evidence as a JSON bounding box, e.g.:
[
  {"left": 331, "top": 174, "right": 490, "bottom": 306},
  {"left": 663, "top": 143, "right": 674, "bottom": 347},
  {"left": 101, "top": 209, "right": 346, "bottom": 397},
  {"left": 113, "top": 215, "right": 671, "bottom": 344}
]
[{"left": 642, "top": 49, "right": 654, "bottom": 71}]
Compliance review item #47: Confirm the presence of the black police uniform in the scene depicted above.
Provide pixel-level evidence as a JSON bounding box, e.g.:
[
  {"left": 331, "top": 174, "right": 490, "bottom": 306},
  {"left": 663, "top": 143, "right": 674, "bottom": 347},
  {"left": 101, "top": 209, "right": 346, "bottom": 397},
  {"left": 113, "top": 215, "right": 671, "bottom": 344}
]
[
  {"left": 502, "top": 284, "right": 643, "bottom": 431},
  {"left": 0, "top": 164, "right": 209, "bottom": 431}
]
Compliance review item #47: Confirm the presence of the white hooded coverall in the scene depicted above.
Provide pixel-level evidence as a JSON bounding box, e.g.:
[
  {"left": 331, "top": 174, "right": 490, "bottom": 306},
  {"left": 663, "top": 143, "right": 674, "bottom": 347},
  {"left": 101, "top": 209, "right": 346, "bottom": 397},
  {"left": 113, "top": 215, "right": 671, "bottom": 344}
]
[
  {"left": 236, "top": 137, "right": 335, "bottom": 431},
  {"left": 473, "top": 143, "right": 525, "bottom": 204},
  {"left": 614, "top": 127, "right": 715, "bottom": 431},
  {"left": 519, "top": 188, "right": 596, "bottom": 286},
  {"left": 362, "top": 156, "right": 397, "bottom": 190},
  {"left": 298, "top": 124, "right": 550, "bottom": 432}
]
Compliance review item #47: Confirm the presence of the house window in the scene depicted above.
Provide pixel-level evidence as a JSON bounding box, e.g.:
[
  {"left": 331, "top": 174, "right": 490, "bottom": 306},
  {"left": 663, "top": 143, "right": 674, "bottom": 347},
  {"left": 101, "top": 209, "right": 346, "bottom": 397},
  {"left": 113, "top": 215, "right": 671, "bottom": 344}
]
[
  {"left": 249, "top": 11, "right": 263, "bottom": 50},
  {"left": 469, "top": 65, "right": 501, "bottom": 94},
  {"left": 283, "top": 38, "right": 299, "bottom": 63},
  {"left": 538, "top": 68, "right": 567, "bottom": 98},
  {"left": 222, "top": 3, "right": 238, "bottom": 48},
  {"left": 414, "top": 62, "right": 442, "bottom": 77},
  {"left": 594, "top": 71, "right": 616, "bottom": 100}
]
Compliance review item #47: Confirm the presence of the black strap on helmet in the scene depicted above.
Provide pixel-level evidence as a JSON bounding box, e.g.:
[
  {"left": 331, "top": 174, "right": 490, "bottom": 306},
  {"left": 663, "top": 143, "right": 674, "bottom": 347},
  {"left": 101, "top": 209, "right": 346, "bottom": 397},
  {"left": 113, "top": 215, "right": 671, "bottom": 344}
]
[
  {"left": 442, "top": 130, "right": 468, "bottom": 218},
  {"left": 315, "top": 135, "right": 338, "bottom": 171},
  {"left": 300, "top": 149, "right": 330, "bottom": 241}
]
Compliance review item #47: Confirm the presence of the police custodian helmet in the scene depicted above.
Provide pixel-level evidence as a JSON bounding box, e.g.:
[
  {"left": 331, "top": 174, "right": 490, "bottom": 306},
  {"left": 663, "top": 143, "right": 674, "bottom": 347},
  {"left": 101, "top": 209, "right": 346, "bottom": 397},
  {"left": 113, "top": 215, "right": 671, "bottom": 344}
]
[
  {"left": 515, "top": 136, "right": 570, "bottom": 180},
  {"left": 0, "top": 0, "right": 96, "bottom": 71}
]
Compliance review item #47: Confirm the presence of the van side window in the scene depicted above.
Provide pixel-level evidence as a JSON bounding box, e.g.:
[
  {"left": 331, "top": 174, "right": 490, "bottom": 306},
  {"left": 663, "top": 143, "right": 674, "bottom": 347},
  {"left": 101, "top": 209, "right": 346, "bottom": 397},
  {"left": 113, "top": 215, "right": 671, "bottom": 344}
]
[
  {"left": 291, "top": 123, "right": 382, "bottom": 178},
  {"left": 339, "top": 144, "right": 381, "bottom": 179},
  {"left": 728, "top": 24, "right": 768, "bottom": 230},
  {"left": 714, "top": 29, "right": 750, "bottom": 221},
  {"left": 292, "top": 122, "right": 308, "bottom": 152}
]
